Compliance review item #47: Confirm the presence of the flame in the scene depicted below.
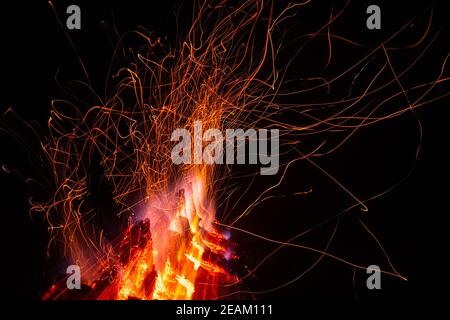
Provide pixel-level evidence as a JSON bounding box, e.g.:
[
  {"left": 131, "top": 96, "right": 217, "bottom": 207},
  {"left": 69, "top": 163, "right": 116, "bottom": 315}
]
[
  {"left": 42, "top": 170, "right": 238, "bottom": 300},
  {"left": 115, "top": 171, "right": 234, "bottom": 300}
]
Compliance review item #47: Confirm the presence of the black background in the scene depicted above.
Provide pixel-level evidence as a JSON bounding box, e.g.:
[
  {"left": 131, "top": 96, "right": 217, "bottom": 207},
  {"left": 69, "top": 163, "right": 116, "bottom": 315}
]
[{"left": 0, "top": 0, "right": 449, "bottom": 300}]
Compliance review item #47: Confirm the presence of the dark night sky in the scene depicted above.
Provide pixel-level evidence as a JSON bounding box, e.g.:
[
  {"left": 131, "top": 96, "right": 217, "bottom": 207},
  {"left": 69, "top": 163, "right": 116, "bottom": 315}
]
[{"left": 0, "top": 0, "right": 449, "bottom": 300}]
